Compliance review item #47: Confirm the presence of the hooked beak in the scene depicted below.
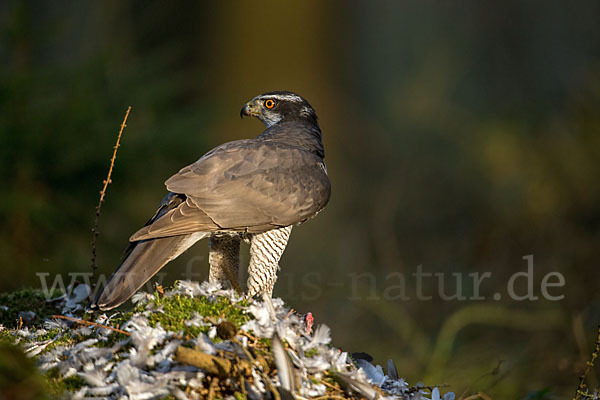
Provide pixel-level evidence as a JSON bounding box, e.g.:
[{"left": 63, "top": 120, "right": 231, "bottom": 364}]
[{"left": 240, "top": 102, "right": 254, "bottom": 119}]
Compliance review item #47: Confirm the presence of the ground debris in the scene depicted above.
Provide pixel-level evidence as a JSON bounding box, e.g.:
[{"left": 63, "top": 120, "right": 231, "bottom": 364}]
[{"left": 0, "top": 280, "right": 455, "bottom": 399}]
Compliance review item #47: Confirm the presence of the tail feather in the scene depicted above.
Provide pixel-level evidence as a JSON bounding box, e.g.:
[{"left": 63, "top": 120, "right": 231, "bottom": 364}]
[{"left": 89, "top": 232, "right": 207, "bottom": 311}]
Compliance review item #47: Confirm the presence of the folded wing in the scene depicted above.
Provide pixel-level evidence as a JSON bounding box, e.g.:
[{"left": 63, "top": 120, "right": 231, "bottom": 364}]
[{"left": 131, "top": 140, "right": 330, "bottom": 240}]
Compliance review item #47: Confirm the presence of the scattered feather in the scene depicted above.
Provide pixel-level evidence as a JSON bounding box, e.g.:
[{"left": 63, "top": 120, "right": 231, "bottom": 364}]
[
  {"left": 12, "top": 280, "right": 454, "bottom": 400},
  {"left": 303, "top": 324, "right": 330, "bottom": 350},
  {"left": 24, "top": 337, "right": 57, "bottom": 357},
  {"left": 387, "top": 359, "right": 399, "bottom": 380},
  {"left": 272, "top": 333, "right": 296, "bottom": 393},
  {"left": 336, "top": 370, "right": 381, "bottom": 400},
  {"left": 357, "top": 359, "right": 386, "bottom": 386},
  {"left": 62, "top": 284, "right": 91, "bottom": 315}
]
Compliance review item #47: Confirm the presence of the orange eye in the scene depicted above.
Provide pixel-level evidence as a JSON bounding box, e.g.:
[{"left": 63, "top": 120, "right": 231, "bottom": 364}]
[{"left": 264, "top": 99, "right": 275, "bottom": 109}]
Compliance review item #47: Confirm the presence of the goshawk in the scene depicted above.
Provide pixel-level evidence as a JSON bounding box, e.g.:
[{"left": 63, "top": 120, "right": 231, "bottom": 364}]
[{"left": 90, "top": 91, "right": 331, "bottom": 310}]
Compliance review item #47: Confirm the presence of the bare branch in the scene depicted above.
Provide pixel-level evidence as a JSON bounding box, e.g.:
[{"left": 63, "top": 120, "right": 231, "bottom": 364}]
[{"left": 90, "top": 106, "right": 132, "bottom": 293}]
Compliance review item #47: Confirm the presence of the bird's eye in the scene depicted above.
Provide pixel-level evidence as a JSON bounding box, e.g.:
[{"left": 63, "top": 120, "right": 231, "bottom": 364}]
[{"left": 264, "top": 99, "right": 276, "bottom": 109}]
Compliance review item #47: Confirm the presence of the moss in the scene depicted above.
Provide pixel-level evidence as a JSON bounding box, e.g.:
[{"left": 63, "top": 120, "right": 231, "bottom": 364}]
[
  {"left": 34, "top": 329, "right": 61, "bottom": 342},
  {"left": 33, "top": 328, "right": 77, "bottom": 352},
  {"left": 0, "top": 329, "right": 16, "bottom": 345},
  {"left": 109, "top": 310, "right": 136, "bottom": 328},
  {"left": 45, "top": 367, "right": 85, "bottom": 397},
  {"left": 141, "top": 291, "right": 251, "bottom": 337},
  {"left": 0, "top": 287, "right": 63, "bottom": 328},
  {"left": 0, "top": 326, "right": 73, "bottom": 353},
  {"left": 324, "top": 370, "right": 343, "bottom": 391},
  {"left": 305, "top": 348, "right": 319, "bottom": 358}
]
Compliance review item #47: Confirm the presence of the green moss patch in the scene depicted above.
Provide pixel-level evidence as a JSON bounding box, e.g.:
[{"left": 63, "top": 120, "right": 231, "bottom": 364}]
[
  {"left": 140, "top": 291, "right": 251, "bottom": 337},
  {"left": 0, "top": 288, "right": 63, "bottom": 328},
  {"left": 45, "top": 367, "right": 86, "bottom": 397}
]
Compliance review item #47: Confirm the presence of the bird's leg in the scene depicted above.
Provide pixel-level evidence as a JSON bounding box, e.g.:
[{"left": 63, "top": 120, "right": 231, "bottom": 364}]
[
  {"left": 209, "top": 234, "right": 242, "bottom": 292},
  {"left": 247, "top": 226, "right": 293, "bottom": 297}
]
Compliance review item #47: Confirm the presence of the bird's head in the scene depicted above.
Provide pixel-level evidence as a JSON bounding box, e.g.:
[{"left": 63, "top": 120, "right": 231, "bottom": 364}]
[{"left": 240, "top": 91, "right": 318, "bottom": 128}]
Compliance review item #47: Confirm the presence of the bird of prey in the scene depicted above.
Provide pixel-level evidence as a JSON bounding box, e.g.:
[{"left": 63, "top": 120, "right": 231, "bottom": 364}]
[{"left": 89, "top": 91, "right": 331, "bottom": 310}]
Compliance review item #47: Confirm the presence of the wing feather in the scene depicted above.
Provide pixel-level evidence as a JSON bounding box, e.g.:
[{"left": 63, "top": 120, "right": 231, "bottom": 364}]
[
  {"left": 170, "top": 141, "right": 329, "bottom": 228},
  {"left": 132, "top": 139, "right": 330, "bottom": 240}
]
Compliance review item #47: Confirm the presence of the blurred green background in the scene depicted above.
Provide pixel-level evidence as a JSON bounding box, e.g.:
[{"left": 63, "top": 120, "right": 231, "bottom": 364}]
[{"left": 1, "top": 1, "right": 600, "bottom": 398}]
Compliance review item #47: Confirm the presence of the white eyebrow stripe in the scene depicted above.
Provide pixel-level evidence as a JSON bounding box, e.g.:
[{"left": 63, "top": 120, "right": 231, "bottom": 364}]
[{"left": 255, "top": 94, "right": 304, "bottom": 102}]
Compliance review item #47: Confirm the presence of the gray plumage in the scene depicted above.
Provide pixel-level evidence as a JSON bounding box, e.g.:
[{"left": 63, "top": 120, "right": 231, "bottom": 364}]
[{"left": 90, "top": 91, "right": 330, "bottom": 310}]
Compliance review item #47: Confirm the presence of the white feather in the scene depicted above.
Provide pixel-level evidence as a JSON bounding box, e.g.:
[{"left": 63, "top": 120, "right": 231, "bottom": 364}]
[{"left": 272, "top": 333, "right": 295, "bottom": 392}]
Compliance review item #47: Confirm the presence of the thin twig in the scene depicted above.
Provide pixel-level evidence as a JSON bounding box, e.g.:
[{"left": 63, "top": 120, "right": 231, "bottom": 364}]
[
  {"left": 284, "top": 309, "right": 294, "bottom": 320},
  {"left": 239, "top": 330, "right": 258, "bottom": 341},
  {"left": 319, "top": 378, "right": 344, "bottom": 393},
  {"left": 90, "top": 106, "right": 132, "bottom": 292},
  {"left": 52, "top": 314, "right": 130, "bottom": 336},
  {"left": 574, "top": 325, "right": 600, "bottom": 399}
]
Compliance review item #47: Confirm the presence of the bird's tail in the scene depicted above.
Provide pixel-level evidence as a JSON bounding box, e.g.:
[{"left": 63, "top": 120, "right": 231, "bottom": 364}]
[{"left": 89, "top": 232, "right": 207, "bottom": 311}]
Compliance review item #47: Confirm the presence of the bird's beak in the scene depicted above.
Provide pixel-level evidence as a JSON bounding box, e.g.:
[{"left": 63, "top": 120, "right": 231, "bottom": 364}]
[{"left": 240, "top": 102, "right": 253, "bottom": 119}]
